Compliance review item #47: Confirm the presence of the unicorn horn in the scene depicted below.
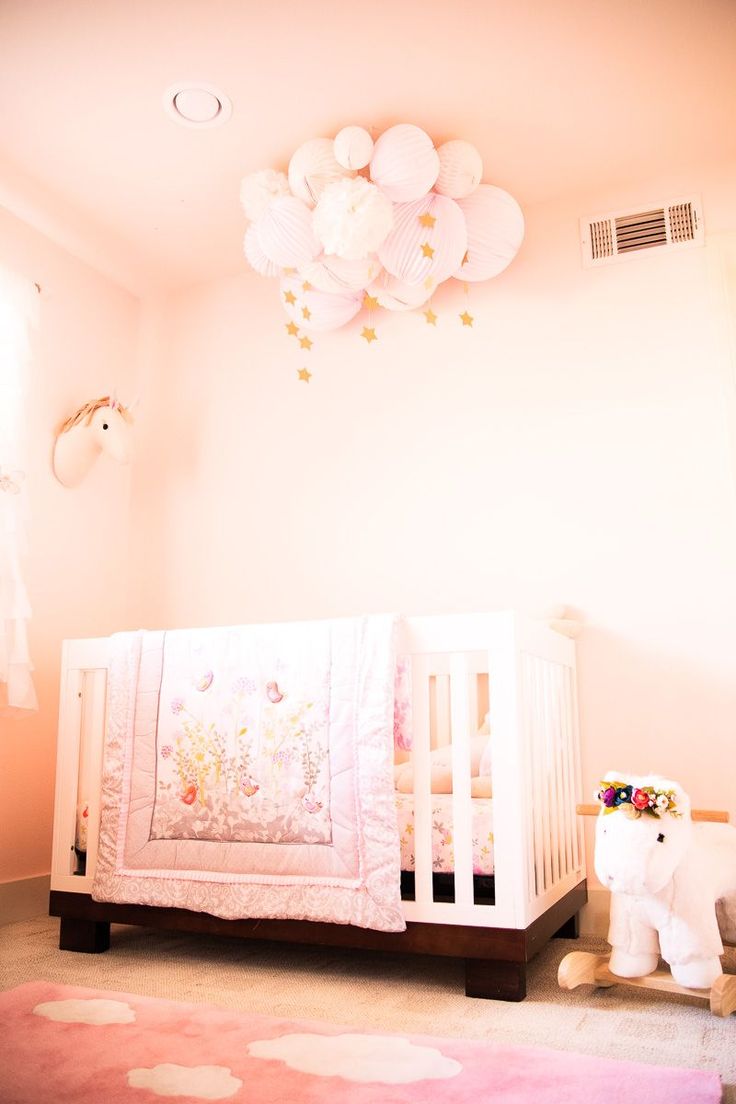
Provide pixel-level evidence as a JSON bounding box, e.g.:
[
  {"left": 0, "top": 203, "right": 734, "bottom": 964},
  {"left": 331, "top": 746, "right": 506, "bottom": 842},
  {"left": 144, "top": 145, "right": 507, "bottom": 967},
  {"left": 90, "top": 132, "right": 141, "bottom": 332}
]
[{"left": 110, "top": 388, "right": 118, "bottom": 410}]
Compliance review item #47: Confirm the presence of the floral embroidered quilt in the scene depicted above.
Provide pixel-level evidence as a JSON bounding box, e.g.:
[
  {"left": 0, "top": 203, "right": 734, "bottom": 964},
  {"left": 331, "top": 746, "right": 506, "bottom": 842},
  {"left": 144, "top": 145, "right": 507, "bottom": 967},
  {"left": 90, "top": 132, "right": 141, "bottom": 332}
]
[{"left": 92, "top": 616, "right": 405, "bottom": 932}]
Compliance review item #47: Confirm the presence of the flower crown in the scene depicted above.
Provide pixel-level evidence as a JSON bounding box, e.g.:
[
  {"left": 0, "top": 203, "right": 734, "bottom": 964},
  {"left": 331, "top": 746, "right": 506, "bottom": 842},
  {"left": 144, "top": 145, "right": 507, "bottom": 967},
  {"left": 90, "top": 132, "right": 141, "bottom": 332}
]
[{"left": 596, "top": 780, "right": 681, "bottom": 819}]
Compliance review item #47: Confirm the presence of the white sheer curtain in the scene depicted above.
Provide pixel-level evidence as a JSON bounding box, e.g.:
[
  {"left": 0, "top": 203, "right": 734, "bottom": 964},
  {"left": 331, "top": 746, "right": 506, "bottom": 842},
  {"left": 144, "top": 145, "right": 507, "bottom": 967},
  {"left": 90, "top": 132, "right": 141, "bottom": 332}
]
[{"left": 0, "top": 265, "right": 38, "bottom": 714}]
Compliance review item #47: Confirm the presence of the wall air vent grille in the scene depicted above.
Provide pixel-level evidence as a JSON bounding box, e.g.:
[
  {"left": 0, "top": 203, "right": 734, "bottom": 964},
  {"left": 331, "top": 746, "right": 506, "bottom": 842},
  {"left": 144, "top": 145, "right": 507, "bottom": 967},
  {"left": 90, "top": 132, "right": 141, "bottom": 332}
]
[{"left": 580, "top": 196, "right": 703, "bottom": 268}]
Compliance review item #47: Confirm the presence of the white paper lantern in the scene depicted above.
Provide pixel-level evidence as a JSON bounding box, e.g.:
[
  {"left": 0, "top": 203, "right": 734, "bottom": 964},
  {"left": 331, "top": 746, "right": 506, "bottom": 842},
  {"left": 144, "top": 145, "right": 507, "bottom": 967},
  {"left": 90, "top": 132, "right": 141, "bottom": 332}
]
[
  {"left": 435, "top": 140, "right": 483, "bottom": 199},
  {"left": 288, "top": 138, "right": 351, "bottom": 207},
  {"left": 334, "top": 125, "right": 374, "bottom": 170},
  {"left": 243, "top": 225, "right": 280, "bottom": 277},
  {"left": 378, "top": 192, "right": 467, "bottom": 287},
  {"left": 453, "top": 184, "right": 525, "bottom": 281},
  {"left": 300, "top": 254, "right": 382, "bottom": 294},
  {"left": 281, "top": 275, "right": 363, "bottom": 332},
  {"left": 369, "top": 124, "right": 440, "bottom": 203},
  {"left": 239, "top": 169, "right": 290, "bottom": 221},
  {"left": 255, "top": 195, "right": 321, "bottom": 269},
  {"left": 366, "top": 270, "right": 433, "bottom": 312},
  {"left": 313, "top": 177, "right": 394, "bottom": 260}
]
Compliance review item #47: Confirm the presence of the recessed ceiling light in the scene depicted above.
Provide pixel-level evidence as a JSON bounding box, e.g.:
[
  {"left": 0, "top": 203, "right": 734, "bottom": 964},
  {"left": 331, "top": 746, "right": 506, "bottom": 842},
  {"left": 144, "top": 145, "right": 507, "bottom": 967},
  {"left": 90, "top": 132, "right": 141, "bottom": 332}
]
[{"left": 163, "top": 82, "right": 232, "bottom": 128}]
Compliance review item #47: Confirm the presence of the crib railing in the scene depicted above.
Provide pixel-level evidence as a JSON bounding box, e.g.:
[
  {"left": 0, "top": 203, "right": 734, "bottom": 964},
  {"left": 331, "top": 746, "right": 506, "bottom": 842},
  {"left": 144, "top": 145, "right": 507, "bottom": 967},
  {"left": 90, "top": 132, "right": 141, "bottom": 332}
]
[
  {"left": 398, "top": 613, "right": 583, "bottom": 928},
  {"left": 51, "top": 613, "right": 584, "bottom": 930}
]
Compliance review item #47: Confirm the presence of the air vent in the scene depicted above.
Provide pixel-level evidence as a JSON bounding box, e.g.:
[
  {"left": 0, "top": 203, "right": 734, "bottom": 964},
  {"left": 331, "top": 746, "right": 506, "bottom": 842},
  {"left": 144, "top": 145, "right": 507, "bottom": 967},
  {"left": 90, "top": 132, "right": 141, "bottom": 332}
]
[{"left": 581, "top": 196, "right": 704, "bottom": 268}]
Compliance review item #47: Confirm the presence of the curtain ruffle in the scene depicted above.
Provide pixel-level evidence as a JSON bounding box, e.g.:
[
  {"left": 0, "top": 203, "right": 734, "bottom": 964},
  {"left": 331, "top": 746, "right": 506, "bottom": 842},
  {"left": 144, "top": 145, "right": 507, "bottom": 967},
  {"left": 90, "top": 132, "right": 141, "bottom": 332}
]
[{"left": 0, "top": 266, "right": 38, "bottom": 715}]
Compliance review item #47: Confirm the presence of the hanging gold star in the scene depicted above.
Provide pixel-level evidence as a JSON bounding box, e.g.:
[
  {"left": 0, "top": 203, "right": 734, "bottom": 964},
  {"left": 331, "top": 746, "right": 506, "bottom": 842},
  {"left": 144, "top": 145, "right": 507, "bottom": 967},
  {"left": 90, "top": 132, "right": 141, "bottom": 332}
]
[
  {"left": 299, "top": 335, "right": 313, "bottom": 350},
  {"left": 461, "top": 251, "right": 470, "bottom": 266},
  {"left": 301, "top": 306, "right": 311, "bottom": 320},
  {"left": 363, "top": 293, "right": 379, "bottom": 310},
  {"left": 420, "top": 242, "right": 435, "bottom": 259},
  {"left": 361, "top": 327, "right": 378, "bottom": 343},
  {"left": 297, "top": 367, "right": 312, "bottom": 382},
  {"left": 460, "top": 310, "right": 474, "bottom": 327},
  {"left": 424, "top": 307, "right": 438, "bottom": 326},
  {"left": 285, "top": 321, "right": 299, "bottom": 337},
  {"left": 302, "top": 280, "right": 312, "bottom": 291},
  {"left": 418, "top": 212, "right": 437, "bottom": 228},
  {"left": 284, "top": 290, "right": 297, "bottom": 305}
]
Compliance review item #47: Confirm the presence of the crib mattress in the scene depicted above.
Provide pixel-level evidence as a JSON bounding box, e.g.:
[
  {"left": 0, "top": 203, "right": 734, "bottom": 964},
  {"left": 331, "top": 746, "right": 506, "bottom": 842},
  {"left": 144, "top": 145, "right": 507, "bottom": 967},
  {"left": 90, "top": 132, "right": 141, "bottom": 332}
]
[{"left": 395, "top": 793, "right": 494, "bottom": 875}]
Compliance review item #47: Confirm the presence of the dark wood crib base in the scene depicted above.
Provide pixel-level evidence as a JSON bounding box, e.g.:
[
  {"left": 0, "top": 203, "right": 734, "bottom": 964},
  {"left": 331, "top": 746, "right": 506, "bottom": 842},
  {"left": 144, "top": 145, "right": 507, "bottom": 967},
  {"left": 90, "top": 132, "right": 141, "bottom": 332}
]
[{"left": 49, "top": 880, "right": 586, "bottom": 1002}]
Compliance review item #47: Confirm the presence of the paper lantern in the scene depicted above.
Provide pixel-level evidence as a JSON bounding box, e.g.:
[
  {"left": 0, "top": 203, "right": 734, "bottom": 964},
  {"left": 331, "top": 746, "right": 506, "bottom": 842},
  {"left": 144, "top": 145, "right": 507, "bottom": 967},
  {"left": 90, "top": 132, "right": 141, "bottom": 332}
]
[
  {"left": 239, "top": 169, "right": 290, "bottom": 221},
  {"left": 243, "top": 225, "right": 280, "bottom": 278},
  {"left": 313, "top": 177, "right": 394, "bottom": 260},
  {"left": 334, "top": 125, "right": 374, "bottom": 170},
  {"left": 369, "top": 124, "right": 440, "bottom": 203},
  {"left": 367, "top": 270, "right": 433, "bottom": 312},
  {"left": 288, "top": 138, "right": 351, "bottom": 207},
  {"left": 280, "top": 275, "right": 363, "bottom": 332},
  {"left": 454, "top": 184, "right": 525, "bottom": 281},
  {"left": 300, "top": 254, "right": 382, "bottom": 294},
  {"left": 255, "top": 195, "right": 321, "bottom": 269},
  {"left": 435, "top": 140, "right": 483, "bottom": 199},
  {"left": 378, "top": 192, "right": 467, "bottom": 287}
]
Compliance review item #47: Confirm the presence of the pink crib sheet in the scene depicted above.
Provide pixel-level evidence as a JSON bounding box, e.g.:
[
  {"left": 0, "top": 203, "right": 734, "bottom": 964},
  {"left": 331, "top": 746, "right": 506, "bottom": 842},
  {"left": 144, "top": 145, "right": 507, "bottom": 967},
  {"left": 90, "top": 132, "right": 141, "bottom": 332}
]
[{"left": 395, "top": 793, "right": 494, "bottom": 875}]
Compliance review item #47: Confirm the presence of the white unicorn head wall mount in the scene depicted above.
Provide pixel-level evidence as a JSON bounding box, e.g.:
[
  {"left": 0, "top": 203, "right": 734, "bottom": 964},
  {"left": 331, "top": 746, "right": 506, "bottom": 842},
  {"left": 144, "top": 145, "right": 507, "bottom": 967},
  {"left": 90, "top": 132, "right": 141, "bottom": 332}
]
[{"left": 53, "top": 394, "right": 137, "bottom": 488}]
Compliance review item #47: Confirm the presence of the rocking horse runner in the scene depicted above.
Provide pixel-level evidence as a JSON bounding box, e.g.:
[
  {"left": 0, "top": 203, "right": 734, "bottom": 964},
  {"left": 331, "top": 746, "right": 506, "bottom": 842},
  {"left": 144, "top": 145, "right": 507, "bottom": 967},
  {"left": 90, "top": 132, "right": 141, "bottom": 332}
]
[{"left": 53, "top": 395, "right": 135, "bottom": 487}]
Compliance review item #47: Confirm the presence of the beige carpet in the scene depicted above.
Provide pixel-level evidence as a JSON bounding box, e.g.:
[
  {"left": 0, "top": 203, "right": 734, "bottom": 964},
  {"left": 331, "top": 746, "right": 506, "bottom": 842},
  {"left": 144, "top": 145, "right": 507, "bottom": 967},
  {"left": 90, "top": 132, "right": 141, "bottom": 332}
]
[{"left": 1, "top": 916, "right": 734, "bottom": 1100}]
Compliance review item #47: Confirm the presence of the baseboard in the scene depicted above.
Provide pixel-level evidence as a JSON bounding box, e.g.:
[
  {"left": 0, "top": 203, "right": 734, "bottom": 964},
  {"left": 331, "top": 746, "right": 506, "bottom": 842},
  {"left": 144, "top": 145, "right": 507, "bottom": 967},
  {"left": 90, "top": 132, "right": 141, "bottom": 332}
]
[
  {"left": 578, "top": 887, "right": 609, "bottom": 938},
  {"left": 0, "top": 874, "right": 51, "bottom": 925}
]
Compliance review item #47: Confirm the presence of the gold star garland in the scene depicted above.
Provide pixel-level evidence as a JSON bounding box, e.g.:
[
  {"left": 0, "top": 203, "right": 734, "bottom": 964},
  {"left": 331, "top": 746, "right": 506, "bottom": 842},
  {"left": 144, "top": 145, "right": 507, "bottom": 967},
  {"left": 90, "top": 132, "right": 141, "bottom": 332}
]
[
  {"left": 460, "top": 281, "right": 474, "bottom": 327},
  {"left": 361, "top": 289, "right": 379, "bottom": 344}
]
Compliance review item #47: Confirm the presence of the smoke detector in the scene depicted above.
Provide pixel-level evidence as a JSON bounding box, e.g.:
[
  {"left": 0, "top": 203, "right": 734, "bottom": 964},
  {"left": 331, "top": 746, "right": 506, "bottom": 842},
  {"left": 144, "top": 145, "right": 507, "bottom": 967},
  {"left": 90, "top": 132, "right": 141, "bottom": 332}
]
[
  {"left": 580, "top": 196, "right": 704, "bottom": 268},
  {"left": 163, "top": 82, "right": 232, "bottom": 128}
]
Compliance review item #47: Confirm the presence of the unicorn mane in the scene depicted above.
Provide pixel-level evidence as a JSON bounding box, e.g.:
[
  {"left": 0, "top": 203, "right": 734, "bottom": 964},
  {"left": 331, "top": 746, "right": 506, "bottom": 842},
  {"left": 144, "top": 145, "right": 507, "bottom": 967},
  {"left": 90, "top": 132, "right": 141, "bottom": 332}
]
[{"left": 58, "top": 396, "right": 134, "bottom": 435}]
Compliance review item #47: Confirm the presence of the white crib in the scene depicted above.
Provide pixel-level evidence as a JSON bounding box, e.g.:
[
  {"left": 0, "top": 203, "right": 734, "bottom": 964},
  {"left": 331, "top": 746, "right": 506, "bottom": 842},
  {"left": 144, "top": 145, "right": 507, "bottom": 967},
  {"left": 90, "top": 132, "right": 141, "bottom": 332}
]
[{"left": 50, "top": 611, "right": 585, "bottom": 1000}]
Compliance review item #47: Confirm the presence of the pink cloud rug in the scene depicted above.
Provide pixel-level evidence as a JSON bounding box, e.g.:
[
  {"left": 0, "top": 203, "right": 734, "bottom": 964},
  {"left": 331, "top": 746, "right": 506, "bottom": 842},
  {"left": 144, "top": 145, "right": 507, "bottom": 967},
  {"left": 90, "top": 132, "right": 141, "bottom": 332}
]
[{"left": 0, "top": 981, "right": 721, "bottom": 1104}]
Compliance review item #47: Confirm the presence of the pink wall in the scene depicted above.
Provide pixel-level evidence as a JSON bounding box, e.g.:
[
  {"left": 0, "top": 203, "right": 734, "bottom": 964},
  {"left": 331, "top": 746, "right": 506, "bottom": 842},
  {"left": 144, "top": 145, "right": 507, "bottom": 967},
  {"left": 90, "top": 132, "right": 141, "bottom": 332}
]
[
  {"left": 0, "top": 208, "right": 140, "bottom": 883},
  {"left": 130, "top": 160, "right": 736, "bottom": 886}
]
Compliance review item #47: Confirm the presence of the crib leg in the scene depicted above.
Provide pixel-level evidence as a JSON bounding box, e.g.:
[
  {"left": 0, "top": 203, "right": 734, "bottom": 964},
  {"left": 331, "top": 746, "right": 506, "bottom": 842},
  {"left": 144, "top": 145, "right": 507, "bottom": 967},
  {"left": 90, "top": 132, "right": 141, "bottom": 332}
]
[
  {"left": 465, "top": 958, "right": 526, "bottom": 1001},
  {"left": 59, "top": 916, "right": 111, "bottom": 953},
  {"left": 552, "top": 912, "right": 580, "bottom": 939}
]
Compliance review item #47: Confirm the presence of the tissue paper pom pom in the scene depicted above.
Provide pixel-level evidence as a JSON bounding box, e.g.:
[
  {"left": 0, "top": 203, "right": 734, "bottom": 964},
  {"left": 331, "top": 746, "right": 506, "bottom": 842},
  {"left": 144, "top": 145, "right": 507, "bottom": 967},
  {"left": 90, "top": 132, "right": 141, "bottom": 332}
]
[
  {"left": 313, "top": 177, "right": 394, "bottom": 260},
  {"left": 243, "top": 225, "right": 280, "bottom": 277},
  {"left": 288, "top": 138, "right": 350, "bottom": 207},
  {"left": 435, "top": 140, "right": 483, "bottom": 199},
  {"left": 255, "top": 195, "right": 321, "bottom": 268},
  {"left": 239, "top": 169, "right": 290, "bottom": 221},
  {"left": 454, "top": 184, "right": 525, "bottom": 281},
  {"left": 379, "top": 192, "right": 467, "bottom": 287},
  {"left": 366, "top": 270, "right": 433, "bottom": 311},
  {"left": 300, "top": 254, "right": 381, "bottom": 294},
  {"left": 280, "top": 275, "right": 363, "bottom": 332},
  {"left": 334, "top": 125, "right": 374, "bottom": 170},
  {"left": 370, "top": 124, "right": 440, "bottom": 203}
]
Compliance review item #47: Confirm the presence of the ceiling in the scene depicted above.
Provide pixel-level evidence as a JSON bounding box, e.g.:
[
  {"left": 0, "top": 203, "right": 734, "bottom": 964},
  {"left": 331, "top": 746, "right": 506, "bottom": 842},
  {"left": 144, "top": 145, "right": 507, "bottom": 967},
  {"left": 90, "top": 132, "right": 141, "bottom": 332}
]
[{"left": 1, "top": 0, "right": 734, "bottom": 294}]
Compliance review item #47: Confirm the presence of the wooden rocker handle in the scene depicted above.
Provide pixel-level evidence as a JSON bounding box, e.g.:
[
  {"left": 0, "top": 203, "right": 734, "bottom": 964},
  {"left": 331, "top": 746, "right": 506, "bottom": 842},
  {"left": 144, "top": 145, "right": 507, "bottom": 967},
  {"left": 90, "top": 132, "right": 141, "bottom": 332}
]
[{"left": 576, "top": 804, "right": 730, "bottom": 823}]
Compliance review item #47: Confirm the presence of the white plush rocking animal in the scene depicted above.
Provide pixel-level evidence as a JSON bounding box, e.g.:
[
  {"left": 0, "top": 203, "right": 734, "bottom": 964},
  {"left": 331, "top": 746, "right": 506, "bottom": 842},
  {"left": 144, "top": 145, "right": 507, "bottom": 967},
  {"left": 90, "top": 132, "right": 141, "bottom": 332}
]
[{"left": 594, "top": 773, "right": 736, "bottom": 989}]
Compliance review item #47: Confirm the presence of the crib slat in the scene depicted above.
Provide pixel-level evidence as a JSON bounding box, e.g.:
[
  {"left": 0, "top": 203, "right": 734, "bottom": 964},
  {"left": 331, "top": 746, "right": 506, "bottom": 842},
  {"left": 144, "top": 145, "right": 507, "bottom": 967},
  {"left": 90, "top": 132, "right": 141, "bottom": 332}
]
[
  {"left": 411, "top": 655, "right": 434, "bottom": 906},
  {"left": 449, "top": 654, "right": 474, "bottom": 907}
]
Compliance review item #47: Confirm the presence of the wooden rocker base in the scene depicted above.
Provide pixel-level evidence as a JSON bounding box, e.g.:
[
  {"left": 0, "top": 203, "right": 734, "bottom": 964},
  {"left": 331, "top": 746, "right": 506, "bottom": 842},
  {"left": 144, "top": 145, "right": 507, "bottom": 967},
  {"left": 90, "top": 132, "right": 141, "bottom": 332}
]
[{"left": 558, "top": 950, "right": 736, "bottom": 1018}]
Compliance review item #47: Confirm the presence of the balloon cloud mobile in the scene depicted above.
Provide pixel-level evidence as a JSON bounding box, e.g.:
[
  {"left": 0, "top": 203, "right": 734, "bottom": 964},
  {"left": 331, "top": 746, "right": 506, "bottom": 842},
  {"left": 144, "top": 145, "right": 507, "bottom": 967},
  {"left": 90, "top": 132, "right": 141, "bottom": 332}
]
[{"left": 240, "top": 124, "right": 525, "bottom": 333}]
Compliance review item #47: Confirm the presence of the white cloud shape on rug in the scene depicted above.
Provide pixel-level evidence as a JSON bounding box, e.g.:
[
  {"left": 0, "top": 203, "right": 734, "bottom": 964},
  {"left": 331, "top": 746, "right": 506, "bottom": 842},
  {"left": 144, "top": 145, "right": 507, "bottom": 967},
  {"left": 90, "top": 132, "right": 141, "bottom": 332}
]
[
  {"left": 127, "top": 1064, "right": 242, "bottom": 1100},
  {"left": 33, "top": 998, "right": 136, "bottom": 1025},
  {"left": 247, "top": 1032, "right": 462, "bottom": 1084}
]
